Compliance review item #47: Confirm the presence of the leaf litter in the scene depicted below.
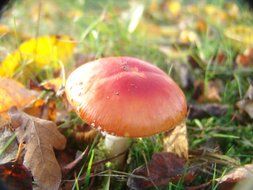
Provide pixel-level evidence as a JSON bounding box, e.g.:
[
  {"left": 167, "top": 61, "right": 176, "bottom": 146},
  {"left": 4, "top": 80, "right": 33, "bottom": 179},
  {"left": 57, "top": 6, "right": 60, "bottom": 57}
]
[{"left": 9, "top": 107, "right": 66, "bottom": 190}]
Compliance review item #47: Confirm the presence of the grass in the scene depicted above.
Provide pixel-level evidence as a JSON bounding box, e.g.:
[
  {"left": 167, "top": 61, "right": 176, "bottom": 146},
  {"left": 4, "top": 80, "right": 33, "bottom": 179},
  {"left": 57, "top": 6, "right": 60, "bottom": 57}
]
[{"left": 1, "top": 0, "right": 253, "bottom": 189}]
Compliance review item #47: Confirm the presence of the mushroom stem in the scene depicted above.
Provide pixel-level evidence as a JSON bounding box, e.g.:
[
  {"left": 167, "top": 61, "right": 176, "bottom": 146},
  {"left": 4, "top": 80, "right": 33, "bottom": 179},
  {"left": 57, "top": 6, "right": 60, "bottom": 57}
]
[
  {"left": 163, "top": 121, "right": 188, "bottom": 159},
  {"left": 104, "top": 134, "right": 131, "bottom": 165}
]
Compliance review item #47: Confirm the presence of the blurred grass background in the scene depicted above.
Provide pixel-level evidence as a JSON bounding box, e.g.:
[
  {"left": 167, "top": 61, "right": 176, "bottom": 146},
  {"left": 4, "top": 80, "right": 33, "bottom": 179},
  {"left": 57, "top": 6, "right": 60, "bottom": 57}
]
[{"left": 0, "top": 0, "right": 253, "bottom": 189}]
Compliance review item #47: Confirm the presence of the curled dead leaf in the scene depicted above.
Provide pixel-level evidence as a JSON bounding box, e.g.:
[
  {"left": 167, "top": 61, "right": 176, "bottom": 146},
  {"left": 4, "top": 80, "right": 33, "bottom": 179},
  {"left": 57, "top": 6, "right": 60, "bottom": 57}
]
[
  {"left": 218, "top": 164, "right": 253, "bottom": 190},
  {"left": 9, "top": 107, "right": 66, "bottom": 190}
]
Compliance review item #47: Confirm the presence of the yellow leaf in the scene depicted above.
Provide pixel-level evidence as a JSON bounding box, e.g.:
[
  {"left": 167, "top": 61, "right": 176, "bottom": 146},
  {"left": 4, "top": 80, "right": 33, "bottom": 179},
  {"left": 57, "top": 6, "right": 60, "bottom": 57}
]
[
  {"left": 0, "top": 77, "right": 37, "bottom": 113},
  {"left": 167, "top": 1, "right": 181, "bottom": 17},
  {"left": 224, "top": 2, "right": 239, "bottom": 19},
  {"left": 0, "top": 35, "right": 76, "bottom": 78},
  {"left": 224, "top": 25, "right": 253, "bottom": 49},
  {"left": 149, "top": 0, "right": 159, "bottom": 12},
  {"left": 40, "top": 77, "right": 63, "bottom": 92},
  {"left": 0, "top": 24, "right": 10, "bottom": 36},
  {"left": 204, "top": 5, "right": 228, "bottom": 24},
  {"left": 179, "top": 30, "right": 199, "bottom": 44}
]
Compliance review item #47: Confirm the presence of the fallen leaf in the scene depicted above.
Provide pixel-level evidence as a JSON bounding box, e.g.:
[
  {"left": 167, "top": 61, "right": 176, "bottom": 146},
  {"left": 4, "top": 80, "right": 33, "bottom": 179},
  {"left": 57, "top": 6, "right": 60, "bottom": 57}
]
[
  {"left": 9, "top": 107, "right": 66, "bottom": 190},
  {"left": 215, "top": 51, "right": 227, "bottom": 65},
  {"left": 127, "top": 152, "right": 195, "bottom": 189},
  {"left": 203, "top": 4, "right": 228, "bottom": 24},
  {"left": 224, "top": 25, "right": 253, "bottom": 49},
  {"left": 218, "top": 164, "right": 253, "bottom": 190},
  {"left": 193, "top": 80, "right": 222, "bottom": 103},
  {"left": 0, "top": 77, "right": 37, "bottom": 113},
  {"left": 173, "top": 62, "right": 194, "bottom": 90},
  {"left": 0, "top": 162, "right": 33, "bottom": 190},
  {"left": 236, "top": 47, "right": 253, "bottom": 67},
  {"left": 0, "top": 24, "right": 10, "bottom": 36},
  {"left": 167, "top": 0, "right": 181, "bottom": 17},
  {"left": 186, "top": 4, "right": 199, "bottom": 15},
  {"left": 188, "top": 103, "right": 228, "bottom": 119},
  {"left": 127, "top": 3, "right": 144, "bottom": 33},
  {"left": 40, "top": 78, "right": 63, "bottom": 93},
  {"left": 179, "top": 30, "right": 199, "bottom": 45},
  {"left": 23, "top": 99, "right": 46, "bottom": 118},
  {"left": 195, "top": 19, "right": 207, "bottom": 33},
  {"left": 0, "top": 35, "right": 76, "bottom": 78},
  {"left": 224, "top": 2, "right": 239, "bottom": 19},
  {"left": 148, "top": 0, "right": 159, "bottom": 13},
  {"left": 0, "top": 126, "right": 18, "bottom": 164},
  {"left": 236, "top": 82, "right": 253, "bottom": 118}
]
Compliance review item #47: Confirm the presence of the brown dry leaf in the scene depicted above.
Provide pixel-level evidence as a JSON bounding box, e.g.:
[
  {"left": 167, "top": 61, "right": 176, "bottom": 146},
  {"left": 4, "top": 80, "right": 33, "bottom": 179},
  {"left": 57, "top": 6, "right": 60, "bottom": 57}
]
[
  {"left": 193, "top": 80, "right": 222, "bottom": 103},
  {"left": 23, "top": 99, "right": 46, "bottom": 118},
  {"left": 172, "top": 62, "right": 194, "bottom": 90},
  {"left": 0, "top": 162, "right": 33, "bottom": 190},
  {"left": 218, "top": 164, "right": 253, "bottom": 190},
  {"left": 0, "top": 77, "right": 37, "bottom": 114},
  {"left": 236, "top": 82, "right": 253, "bottom": 118},
  {"left": 216, "top": 51, "right": 227, "bottom": 65},
  {"left": 25, "top": 98, "right": 69, "bottom": 125},
  {"left": 9, "top": 107, "right": 66, "bottom": 190},
  {"left": 188, "top": 103, "right": 228, "bottom": 119},
  {"left": 236, "top": 48, "right": 253, "bottom": 67},
  {"left": 24, "top": 96, "right": 58, "bottom": 122},
  {"left": 163, "top": 122, "right": 188, "bottom": 159},
  {"left": 195, "top": 19, "right": 207, "bottom": 33},
  {"left": 127, "top": 152, "right": 194, "bottom": 190}
]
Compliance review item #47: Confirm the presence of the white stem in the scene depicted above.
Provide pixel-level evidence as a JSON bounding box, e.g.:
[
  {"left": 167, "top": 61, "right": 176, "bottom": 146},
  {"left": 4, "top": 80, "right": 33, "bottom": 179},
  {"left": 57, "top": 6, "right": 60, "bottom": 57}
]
[{"left": 104, "top": 134, "right": 131, "bottom": 165}]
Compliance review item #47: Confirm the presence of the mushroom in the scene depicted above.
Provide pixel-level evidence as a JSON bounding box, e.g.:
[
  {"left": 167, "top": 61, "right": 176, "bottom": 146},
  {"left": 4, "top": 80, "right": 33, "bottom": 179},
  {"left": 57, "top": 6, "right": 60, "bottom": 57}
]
[{"left": 65, "top": 57, "right": 187, "bottom": 164}]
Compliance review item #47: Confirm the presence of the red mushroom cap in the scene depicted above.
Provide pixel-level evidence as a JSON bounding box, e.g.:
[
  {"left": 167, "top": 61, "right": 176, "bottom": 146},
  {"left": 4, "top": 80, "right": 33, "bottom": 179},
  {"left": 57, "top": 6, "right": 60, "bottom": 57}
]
[{"left": 65, "top": 57, "right": 187, "bottom": 137}]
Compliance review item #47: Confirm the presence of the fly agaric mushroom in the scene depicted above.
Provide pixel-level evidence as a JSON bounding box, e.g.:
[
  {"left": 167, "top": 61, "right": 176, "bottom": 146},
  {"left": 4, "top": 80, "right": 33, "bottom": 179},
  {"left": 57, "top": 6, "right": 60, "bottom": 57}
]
[{"left": 65, "top": 57, "right": 188, "bottom": 164}]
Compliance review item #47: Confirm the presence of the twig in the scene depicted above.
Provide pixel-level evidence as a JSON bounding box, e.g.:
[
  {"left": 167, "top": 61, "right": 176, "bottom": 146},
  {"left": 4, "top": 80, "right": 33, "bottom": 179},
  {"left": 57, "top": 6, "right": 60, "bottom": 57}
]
[{"left": 62, "top": 146, "right": 90, "bottom": 176}]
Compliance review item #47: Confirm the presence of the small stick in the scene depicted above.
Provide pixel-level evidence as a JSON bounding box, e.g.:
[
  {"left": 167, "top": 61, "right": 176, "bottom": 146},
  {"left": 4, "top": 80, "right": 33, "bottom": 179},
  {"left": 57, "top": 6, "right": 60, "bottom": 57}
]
[{"left": 14, "top": 142, "right": 25, "bottom": 164}]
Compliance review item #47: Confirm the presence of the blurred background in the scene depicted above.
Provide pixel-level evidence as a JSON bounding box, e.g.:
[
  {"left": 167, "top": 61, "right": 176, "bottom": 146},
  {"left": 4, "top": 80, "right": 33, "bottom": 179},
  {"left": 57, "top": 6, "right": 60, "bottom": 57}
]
[{"left": 0, "top": 0, "right": 253, "bottom": 189}]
